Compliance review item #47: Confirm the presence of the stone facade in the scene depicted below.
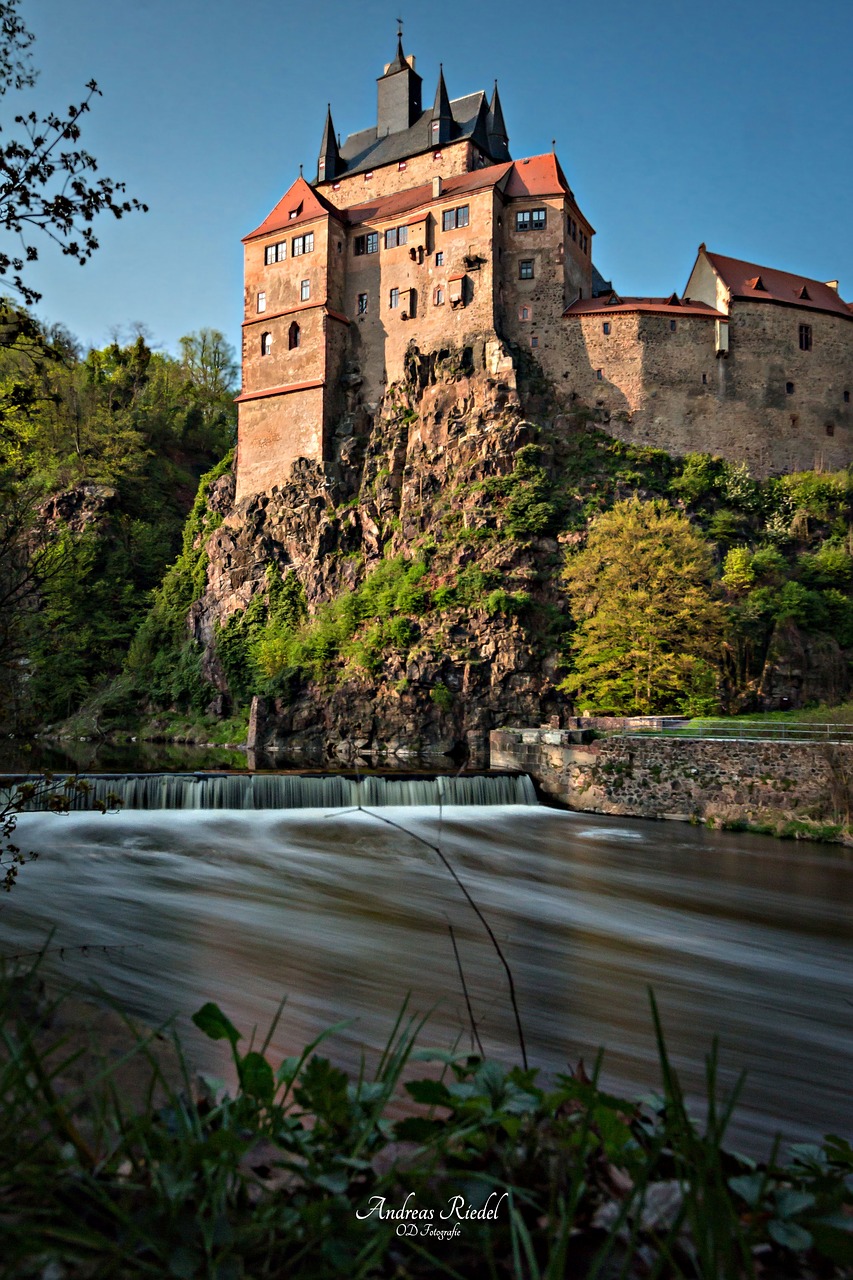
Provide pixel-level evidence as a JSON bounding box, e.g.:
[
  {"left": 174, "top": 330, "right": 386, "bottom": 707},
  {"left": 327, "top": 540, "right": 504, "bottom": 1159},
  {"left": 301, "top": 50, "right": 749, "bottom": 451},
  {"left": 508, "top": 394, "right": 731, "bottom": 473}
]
[
  {"left": 490, "top": 727, "right": 853, "bottom": 831},
  {"left": 236, "top": 38, "right": 853, "bottom": 501}
]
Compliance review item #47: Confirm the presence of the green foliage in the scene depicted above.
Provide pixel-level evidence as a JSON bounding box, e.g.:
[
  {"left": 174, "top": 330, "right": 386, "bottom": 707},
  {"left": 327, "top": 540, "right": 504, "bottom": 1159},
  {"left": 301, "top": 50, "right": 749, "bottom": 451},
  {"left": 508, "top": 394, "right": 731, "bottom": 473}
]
[
  {"left": 721, "top": 546, "right": 755, "bottom": 592},
  {"left": 429, "top": 680, "right": 453, "bottom": 711},
  {"left": 562, "top": 497, "right": 726, "bottom": 715},
  {"left": 126, "top": 452, "right": 233, "bottom": 713},
  {"left": 2, "top": 978, "right": 850, "bottom": 1278}
]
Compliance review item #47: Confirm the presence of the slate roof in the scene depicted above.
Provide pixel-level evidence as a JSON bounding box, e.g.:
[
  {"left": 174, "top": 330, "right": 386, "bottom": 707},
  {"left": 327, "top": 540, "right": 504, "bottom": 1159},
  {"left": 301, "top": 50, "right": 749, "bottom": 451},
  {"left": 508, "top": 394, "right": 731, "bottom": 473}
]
[
  {"left": 704, "top": 251, "right": 851, "bottom": 319},
  {"left": 337, "top": 91, "right": 501, "bottom": 176}
]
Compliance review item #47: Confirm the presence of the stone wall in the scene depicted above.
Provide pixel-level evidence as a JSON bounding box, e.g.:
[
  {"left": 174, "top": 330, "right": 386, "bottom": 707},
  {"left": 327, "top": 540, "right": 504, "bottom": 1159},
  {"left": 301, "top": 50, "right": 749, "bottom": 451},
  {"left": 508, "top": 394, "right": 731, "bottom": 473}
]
[{"left": 490, "top": 727, "right": 853, "bottom": 827}]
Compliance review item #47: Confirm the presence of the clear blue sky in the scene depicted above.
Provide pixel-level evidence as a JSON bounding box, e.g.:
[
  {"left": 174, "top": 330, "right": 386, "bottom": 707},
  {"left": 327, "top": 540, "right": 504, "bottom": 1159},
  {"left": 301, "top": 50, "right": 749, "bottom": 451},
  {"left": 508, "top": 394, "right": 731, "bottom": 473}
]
[{"left": 12, "top": 0, "right": 853, "bottom": 360}]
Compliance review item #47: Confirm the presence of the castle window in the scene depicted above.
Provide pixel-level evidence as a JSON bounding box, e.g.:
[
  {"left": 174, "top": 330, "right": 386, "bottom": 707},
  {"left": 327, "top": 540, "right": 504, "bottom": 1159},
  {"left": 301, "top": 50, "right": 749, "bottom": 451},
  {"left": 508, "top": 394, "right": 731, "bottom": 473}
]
[
  {"left": 385, "top": 228, "right": 398, "bottom": 249},
  {"left": 354, "top": 235, "right": 366, "bottom": 256},
  {"left": 702, "top": 373, "right": 708, "bottom": 384},
  {"left": 595, "top": 368, "right": 603, "bottom": 381},
  {"left": 519, "top": 306, "right": 530, "bottom": 321},
  {"left": 845, "top": 390, "right": 851, "bottom": 403},
  {"left": 288, "top": 321, "right": 300, "bottom": 349},
  {"left": 265, "top": 241, "right": 286, "bottom": 265},
  {"left": 357, "top": 293, "right": 368, "bottom": 314},
  {"left": 292, "top": 232, "right": 314, "bottom": 256},
  {"left": 398, "top": 161, "right": 407, "bottom": 171},
  {"left": 516, "top": 211, "right": 531, "bottom": 232},
  {"left": 569, "top": 218, "right": 577, "bottom": 240},
  {"left": 398, "top": 225, "right": 408, "bottom": 245},
  {"left": 602, "top": 322, "right": 611, "bottom": 335},
  {"left": 332, "top": 182, "right": 341, "bottom": 191},
  {"left": 364, "top": 171, "right": 373, "bottom": 181},
  {"left": 257, "top": 291, "right": 266, "bottom": 313},
  {"left": 433, "top": 151, "right": 442, "bottom": 161},
  {"left": 799, "top": 323, "right": 812, "bottom": 351},
  {"left": 260, "top": 332, "right": 272, "bottom": 356},
  {"left": 434, "top": 287, "right": 444, "bottom": 306},
  {"left": 826, "top": 423, "right": 835, "bottom": 436},
  {"left": 786, "top": 381, "right": 795, "bottom": 395},
  {"left": 519, "top": 260, "right": 534, "bottom": 280},
  {"left": 435, "top": 251, "right": 444, "bottom": 266},
  {"left": 300, "top": 279, "right": 310, "bottom": 302},
  {"left": 318, "top": 159, "right": 325, "bottom": 179},
  {"left": 366, "top": 232, "right": 378, "bottom": 253},
  {"left": 431, "top": 120, "right": 440, "bottom": 138},
  {"left": 441, "top": 206, "right": 469, "bottom": 232},
  {"left": 531, "top": 335, "right": 539, "bottom": 348},
  {"left": 289, "top": 203, "right": 302, "bottom": 219},
  {"left": 670, "top": 319, "right": 677, "bottom": 332},
  {"left": 389, "top": 287, "right": 400, "bottom": 309},
  {"left": 532, "top": 208, "right": 547, "bottom": 229}
]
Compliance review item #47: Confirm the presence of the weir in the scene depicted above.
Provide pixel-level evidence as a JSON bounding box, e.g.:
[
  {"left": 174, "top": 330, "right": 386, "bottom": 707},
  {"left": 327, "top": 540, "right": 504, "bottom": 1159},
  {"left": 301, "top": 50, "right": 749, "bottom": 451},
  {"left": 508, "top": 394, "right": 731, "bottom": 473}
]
[{"left": 5, "top": 771, "right": 538, "bottom": 811}]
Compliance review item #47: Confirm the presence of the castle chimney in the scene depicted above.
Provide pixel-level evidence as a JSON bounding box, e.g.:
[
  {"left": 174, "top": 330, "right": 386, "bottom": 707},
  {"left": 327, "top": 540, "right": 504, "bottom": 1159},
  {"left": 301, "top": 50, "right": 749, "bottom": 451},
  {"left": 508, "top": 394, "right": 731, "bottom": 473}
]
[
  {"left": 826, "top": 280, "right": 840, "bottom": 292},
  {"left": 433, "top": 175, "right": 442, "bottom": 198}
]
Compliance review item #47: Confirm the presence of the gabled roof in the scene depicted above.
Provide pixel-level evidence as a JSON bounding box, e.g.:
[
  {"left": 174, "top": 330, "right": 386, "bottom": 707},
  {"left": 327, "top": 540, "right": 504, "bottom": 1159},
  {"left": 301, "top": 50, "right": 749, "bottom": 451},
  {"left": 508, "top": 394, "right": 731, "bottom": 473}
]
[
  {"left": 334, "top": 90, "right": 504, "bottom": 177},
  {"left": 564, "top": 294, "right": 724, "bottom": 319},
  {"left": 704, "top": 251, "right": 851, "bottom": 319},
  {"left": 243, "top": 176, "right": 343, "bottom": 242}
]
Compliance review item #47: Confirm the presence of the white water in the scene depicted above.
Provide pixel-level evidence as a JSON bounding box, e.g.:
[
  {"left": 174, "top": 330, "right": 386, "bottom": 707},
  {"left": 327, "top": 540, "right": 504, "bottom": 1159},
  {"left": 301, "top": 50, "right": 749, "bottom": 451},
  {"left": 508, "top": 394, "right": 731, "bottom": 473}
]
[{"left": 3, "top": 804, "right": 851, "bottom": 1154}]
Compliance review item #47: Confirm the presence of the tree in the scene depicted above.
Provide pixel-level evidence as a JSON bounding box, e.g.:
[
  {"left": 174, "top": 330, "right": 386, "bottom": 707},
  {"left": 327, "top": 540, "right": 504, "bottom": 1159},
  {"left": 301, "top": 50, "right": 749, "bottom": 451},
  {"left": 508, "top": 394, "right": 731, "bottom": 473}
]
[
  {"left": 561, "top": 497, "right": 726, "bottom": 715},
  {"left": 0, "top": 0, "right": 146, "bottom": 305},
  {"left": 179, "top": 329, "right": 238, "bottom": 425}
]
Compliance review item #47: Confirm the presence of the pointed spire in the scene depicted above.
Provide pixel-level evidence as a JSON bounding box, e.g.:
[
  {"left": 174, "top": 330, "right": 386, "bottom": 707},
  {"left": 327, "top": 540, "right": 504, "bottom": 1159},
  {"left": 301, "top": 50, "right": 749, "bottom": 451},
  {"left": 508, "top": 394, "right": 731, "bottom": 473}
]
[
  {"left": 376, "top": 25, "right": 422, "bottom": 134},
  {"left": 317, "top": 103, "right": 342, "bottom": 183},
  {"left": 431, "top": 64, "right": 454, "bottom": 146},
  {"left": 487, "top": 80, "right": 509, "bottom": 161}
]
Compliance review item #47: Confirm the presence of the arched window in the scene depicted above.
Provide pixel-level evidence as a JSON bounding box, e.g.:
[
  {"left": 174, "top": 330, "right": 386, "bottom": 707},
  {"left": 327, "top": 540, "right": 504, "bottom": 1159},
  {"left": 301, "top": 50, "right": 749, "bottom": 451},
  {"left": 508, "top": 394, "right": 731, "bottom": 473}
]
[
  {"left": 261, "top": 332, "right": 272, "bottom": 356},
  {"left": 289, "top": 321, "right": 300, "bottom": 350}
]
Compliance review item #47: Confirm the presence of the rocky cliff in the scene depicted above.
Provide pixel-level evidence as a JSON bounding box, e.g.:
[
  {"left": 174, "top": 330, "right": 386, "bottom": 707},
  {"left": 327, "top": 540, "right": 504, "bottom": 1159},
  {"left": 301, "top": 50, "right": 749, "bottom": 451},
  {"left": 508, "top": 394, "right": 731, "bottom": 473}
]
[{"left": 190, "top": 336, "right": 593, "bottom": 762}]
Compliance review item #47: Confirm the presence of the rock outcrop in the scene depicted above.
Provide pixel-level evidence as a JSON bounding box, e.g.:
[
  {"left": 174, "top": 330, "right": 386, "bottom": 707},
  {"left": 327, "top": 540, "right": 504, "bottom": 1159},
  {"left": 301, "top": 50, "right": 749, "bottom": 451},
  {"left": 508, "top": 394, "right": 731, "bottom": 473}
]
[{"left": 192, "top": 338, "right": 573, "bottom": 762}]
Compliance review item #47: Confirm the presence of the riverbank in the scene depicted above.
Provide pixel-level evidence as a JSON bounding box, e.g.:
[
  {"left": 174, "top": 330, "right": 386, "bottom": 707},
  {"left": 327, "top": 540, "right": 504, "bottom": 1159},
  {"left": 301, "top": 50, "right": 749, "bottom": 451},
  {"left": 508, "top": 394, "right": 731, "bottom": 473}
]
[
  {"left": 3, "top": 968, "right": 850, "bottom": 1279},
  {"left": 492, "top": 728, "right": 853, "bottom": 844}
]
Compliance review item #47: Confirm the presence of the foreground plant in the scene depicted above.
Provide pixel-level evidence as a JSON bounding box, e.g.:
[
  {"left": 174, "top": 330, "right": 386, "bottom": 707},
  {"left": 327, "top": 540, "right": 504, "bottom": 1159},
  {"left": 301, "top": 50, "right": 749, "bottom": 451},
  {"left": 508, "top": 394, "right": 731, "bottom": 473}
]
[{"left": 0, "top": 975, "right": 850, "bottom": 1279}]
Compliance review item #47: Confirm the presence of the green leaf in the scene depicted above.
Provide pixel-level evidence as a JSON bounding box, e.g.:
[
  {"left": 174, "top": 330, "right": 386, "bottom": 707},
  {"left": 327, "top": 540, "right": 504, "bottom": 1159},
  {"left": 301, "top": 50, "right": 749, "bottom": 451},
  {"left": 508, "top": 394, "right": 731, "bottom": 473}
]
[
  {"left": 728, "top": 1173, "right": 765, "bottom": 1208},
  {"left": 192, "top": 1002, "right": 241, "bottom": 1047},
  {"left": 239, "top": 1051, "right": 275, "bottom": 1105},
  {"left": 768, "top": 1219, "right": 813, "bottom": 1251},
  {"left": 774, "top": 1188, "right": 815, "bottom": 1219},
  {"left": 404, "top": 1078, "right": 453, "bottom": 1106},
  {"left": 393, "top": 1116, "right": 446, "bottom": 1142}
]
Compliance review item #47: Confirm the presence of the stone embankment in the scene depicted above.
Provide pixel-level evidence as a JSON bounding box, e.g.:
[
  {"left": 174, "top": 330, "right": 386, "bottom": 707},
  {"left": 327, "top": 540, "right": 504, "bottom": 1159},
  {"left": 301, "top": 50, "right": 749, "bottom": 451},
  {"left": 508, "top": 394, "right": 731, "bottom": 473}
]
[{"left": 491, "top": 727, "right": 853, "bottom": 833}]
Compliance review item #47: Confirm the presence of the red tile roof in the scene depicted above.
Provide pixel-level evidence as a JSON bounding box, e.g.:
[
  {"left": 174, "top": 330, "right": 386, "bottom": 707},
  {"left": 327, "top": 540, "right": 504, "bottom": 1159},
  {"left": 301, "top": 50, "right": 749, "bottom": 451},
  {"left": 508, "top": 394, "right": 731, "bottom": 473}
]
[
  {"left": 243, "top": 176, "right": 343, "bottom": 242},
  {"left": 345, "top": 162, "right": 513, "bottom": 227},
  {"left": 563, "top": 295, "right": 724, "bottom": 319},
  {"left": 705, "top": 251, "right": 851, "bottom": 319},
  {"left": 503, "top": 152, "right": 571, "bottom": 199}
]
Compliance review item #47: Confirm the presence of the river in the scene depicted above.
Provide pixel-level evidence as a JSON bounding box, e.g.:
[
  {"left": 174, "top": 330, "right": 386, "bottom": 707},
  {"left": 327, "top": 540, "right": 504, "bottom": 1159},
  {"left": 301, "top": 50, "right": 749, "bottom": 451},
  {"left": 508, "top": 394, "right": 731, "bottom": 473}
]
[{"left": 2, "top": 798, "right": 851, "bottom": 1155}]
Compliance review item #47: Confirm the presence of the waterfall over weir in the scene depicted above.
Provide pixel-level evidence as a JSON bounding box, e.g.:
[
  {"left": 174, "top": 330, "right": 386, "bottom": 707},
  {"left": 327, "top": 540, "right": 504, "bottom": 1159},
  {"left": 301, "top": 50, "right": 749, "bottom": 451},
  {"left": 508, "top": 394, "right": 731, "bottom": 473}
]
[{"left": 9, "top": 771, "right": 538, "bottom": 811}]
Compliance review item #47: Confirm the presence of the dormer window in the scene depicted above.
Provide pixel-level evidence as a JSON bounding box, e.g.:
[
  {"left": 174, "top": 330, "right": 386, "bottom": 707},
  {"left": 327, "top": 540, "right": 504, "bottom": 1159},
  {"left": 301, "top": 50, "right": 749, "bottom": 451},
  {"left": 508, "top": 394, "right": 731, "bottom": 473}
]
[
  {"left": 431, "top": 120, "right": 440, "bottom": 138},
  {"left": 289, "top": 203, "right": 302, "bottom": 220},
  {"left": 433, "top": 151, "right": 442, "bottom": 161},
  {"left": 364, "top": 171, "right": 373, "bottom": 182},
  {"left": 398, "top": 161, "right": 407, "bottom": 171},
  {"left": 332, "top": 182, "right": 341, "bottom": 191}
]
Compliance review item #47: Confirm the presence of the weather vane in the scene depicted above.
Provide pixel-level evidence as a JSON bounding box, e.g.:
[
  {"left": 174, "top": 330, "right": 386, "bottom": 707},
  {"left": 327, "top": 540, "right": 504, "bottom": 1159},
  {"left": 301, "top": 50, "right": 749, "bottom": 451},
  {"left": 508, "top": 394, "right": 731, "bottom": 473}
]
[{"left": 397, "top": 17, "right": 403, "bottom": 37}]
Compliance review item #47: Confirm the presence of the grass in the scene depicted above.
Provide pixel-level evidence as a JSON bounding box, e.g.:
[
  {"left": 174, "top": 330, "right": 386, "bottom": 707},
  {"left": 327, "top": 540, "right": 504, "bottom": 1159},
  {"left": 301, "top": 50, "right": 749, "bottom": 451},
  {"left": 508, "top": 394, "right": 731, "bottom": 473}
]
[
  {"left": 685, "top": 701, "right": 853, "bottom": 729},
  {"left": 0, "top": 967, "right": 850, "bottom": 1279}
]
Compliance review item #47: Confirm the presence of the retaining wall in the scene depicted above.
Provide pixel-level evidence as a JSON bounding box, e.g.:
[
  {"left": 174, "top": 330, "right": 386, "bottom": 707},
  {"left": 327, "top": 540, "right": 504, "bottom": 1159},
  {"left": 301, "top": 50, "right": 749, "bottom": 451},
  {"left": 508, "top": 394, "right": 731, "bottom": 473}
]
[{"left": 490, "top": 728, "right": 853, "bottom": 827}]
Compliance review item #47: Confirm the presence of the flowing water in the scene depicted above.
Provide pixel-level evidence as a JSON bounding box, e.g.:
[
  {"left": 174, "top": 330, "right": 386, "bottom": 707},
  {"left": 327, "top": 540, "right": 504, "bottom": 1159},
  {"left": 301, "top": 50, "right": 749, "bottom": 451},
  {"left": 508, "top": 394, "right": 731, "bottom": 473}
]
[{"left": 2, "top": 798, "right": 851, "bottom": 1155}]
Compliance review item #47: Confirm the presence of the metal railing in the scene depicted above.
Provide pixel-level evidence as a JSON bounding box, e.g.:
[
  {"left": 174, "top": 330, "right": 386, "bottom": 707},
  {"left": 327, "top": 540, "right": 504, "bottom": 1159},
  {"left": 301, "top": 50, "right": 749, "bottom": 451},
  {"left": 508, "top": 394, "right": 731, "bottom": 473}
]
[{"left": 626, "top": 720, "right": 853, "bottom": 743}]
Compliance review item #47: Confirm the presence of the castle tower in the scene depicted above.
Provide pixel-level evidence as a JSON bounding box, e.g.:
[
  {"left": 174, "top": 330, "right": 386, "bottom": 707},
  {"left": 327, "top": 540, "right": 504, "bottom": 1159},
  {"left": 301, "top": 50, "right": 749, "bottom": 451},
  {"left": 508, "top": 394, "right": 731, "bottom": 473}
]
[
  {"left": 376, "top": 31, "right": 422, "bottom": 137},
  {"left": 317, "top": 105, "right": 342, "bottom": 183},
  {"left": 430, "top": 65, "right": 454, "bottom": 148}
]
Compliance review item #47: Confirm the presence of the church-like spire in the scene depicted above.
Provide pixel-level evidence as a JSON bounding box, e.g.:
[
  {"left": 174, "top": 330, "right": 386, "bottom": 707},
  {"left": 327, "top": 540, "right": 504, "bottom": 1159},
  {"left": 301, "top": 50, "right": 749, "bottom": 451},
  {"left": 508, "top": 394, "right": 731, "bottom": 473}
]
[
  {"left": 430, "top": 64, "right": 454, "bottom": 146},
  {"left": 487, "top": 80, "right": 509, "bottom": 161},
  {"left": 317, "top": 103, "right": 342, "bottom": 182},
  {"left": 376, "top": 24, "right": 422, "bottom": 136}
]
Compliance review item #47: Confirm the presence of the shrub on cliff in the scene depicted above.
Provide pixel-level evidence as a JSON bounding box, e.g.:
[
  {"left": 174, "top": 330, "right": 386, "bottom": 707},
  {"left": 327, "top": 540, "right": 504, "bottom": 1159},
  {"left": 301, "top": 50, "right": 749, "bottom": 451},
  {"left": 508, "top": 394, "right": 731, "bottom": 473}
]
[{"left": 561, "top": 497, "right": 726, "bottom": 715}]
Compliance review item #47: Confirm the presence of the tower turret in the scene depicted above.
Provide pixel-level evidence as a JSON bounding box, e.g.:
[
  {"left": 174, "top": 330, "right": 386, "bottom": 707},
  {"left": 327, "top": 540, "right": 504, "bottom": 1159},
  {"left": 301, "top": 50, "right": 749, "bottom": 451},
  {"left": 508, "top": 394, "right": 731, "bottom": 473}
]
[
  {"left": 430, "top": 64, "right": 454, "bottom": 148},
  {"left": 487, "top": 81, "right": 510, "bottom": 161},
  {"left": 376, "top": 30, "right": 422, "bottom": 137},
  {"left": 317, "top": 104, "right": 342, "bottom": 182}
]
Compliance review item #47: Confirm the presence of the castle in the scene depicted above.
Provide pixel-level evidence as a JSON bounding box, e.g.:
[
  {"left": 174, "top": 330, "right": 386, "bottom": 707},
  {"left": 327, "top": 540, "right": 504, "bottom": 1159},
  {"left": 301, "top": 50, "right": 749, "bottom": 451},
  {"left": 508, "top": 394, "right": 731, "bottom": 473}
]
[{"left": 235, "top": 33, "right": 853, "bottom": 500}]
